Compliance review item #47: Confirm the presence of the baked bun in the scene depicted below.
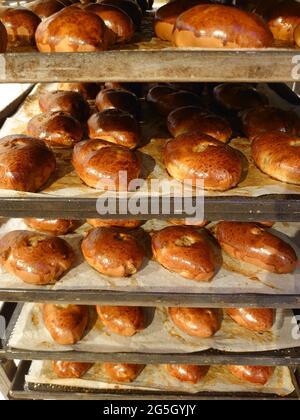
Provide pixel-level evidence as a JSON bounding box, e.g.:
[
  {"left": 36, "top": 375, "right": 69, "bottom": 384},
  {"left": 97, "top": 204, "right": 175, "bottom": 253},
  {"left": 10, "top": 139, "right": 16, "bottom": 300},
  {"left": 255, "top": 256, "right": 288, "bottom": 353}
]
[
  {"left": 88, "top": 110, "right": 140, "bottom": 149},
  {"left": 52, "top": 361, "right": 93, "bottom": 378},
  {"left": 167, "top": 106, "right": 232, "bottom": 143},
  {"left": 168, "top": 219, "right": 208, "bottom": 227},
  {"left": 152, "top": 226, "right": 221, "bottom": 282},
  {"left": 27, "top": 111, "right": 83, "bottom": 148},
  {"left": 82, "top": 227, "right": 145, "bottom": 277},
  {"left": 57, "top": 83, "right": 100, "bottom": 100},
  {"left": 164, "top": 132, "right": 243, "bottom": 191},
  {"left": 0, "top": 7, "right": 41, "bottom": 46},
  {"left": 96, "top": 88, "right": 140, "bottom": 118},
  {"left": 0, "top": 230, "right": 74, "bottom": 285},
  {"left": 27, "top": 0, "right": 65, "bottom": 19},
  {"left": 252, "top": 131, "right": 300, "bottom": 185},
  {"left": 146, "top": 85, "right": 202, "bottom": 116},
  {"left": 85, "top": 3, "right": 134, "bottom": 43},
  {"left": 87, "top": 218, "right": 143, "bottom": 229},
  {"left": 35, "top": 7, "right": 109, "bottom": 52},
  {"left": 266, "top": 0, "right": 300, "bottom": 44},
  {"left": 103, "top": 363, "right": 145, "bottom": 382},
  {"left": 72, "top": 139, "right": 141, "bottom": 190},
  {"left": 96, "top": 305, "right": 145, "bottom": 336},
  {"left": 39, "top": 90, "right": 90, "bottom": 122},
  {"left": 165, "top": 364, "right": 209, "bottom": 384},
  {"left": 242, "top": 106, "right": 300, "bottom": 141},
  {"left": 213, "top": 83, "right": 268, "bottom": 113},
  {"left": 226, "top": 308, "right": 275, "bottom": 332},
  {"left": 24, "top": 218, "right": 80, "bottom": 235},
  {"left": 228, "top": 365, "right": 275, "bottom": 385},
  {"left": 215, "top": 222, "right": 298, "bottom": 274},
  {"left": 168, "top": 307, "right": 222, "bottom": 338},
  {"left": 0, "top": 135, "right": 56, "bottom": 192},
  {"left": 154, "top": 0, "right": 208, "bottom": 41},
  {"left": 98, "top": 0, "right": 142, "bottom": 28},
  {"left": 43, "top": 304, "right": 89, "bottom": 345},
  {"left": 173, "top": 4, "right": 273, "bottom": 48}
]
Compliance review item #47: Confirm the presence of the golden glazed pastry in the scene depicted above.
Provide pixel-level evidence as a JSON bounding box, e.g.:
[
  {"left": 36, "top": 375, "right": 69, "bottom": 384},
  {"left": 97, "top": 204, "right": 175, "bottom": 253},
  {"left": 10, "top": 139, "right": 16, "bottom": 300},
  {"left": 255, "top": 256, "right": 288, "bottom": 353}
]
[
  {"left": 98, "top": 0, "right": 142, "bottom": 28},
  {"left": 228, "top": 365, "right": 275, "bottom": 385},
  {"left": 27, "top": 0, "right": 65, "bottom": 20},
  {"left": 24, "top": 218, "right": 80, "bottom": 235},
  {"left": 0, "top": 230, "right": 75, "bottom": 285},
  {"left": 52, "top": 361, "right": 93, "bottom": 378},
  {"left": 96, "top": 305, "right": 145, "bottom": 336},
  {"left": 165, "top": 364, "right": 210, "bottom": 384},
  {"left": 57, "top": 83, "right": 100, "bottom": 100},
  {"left": 0, "top": 7, "right": 41, "bottom": 46},
  {"left": 213, "top": 83, "right": 268, "bottom": 112},
  {"left": 87, "top": 219, "right": 143, "bottom": 229},
  {"left": 82, "top": 227, "right": 145, "bottom": 277},
  {"left": 226, "top": 308, "right": 275, "bottom": 332},
  {"left": 103, "top": 363, "right": 145, "bottom": 382},
  {"left": 96, "top": 88, "right": 140, "bottom": 118},
  {"left": 266, "top": 0, "right": 300, "bottom": 44}
]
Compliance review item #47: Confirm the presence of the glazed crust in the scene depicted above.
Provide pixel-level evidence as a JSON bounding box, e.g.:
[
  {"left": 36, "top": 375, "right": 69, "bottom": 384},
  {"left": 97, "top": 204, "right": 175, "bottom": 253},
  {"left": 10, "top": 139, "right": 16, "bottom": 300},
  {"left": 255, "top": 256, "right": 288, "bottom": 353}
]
[
  {"left": 0, "top": 230, "right": 75, "bottom": 285},
  {"left": 57, "top": 83, "right": 100, "bottom": 100},
  {"left": 215, "top": 222, "right": 298, "bottom": 273},
  {"left": 27, "top": 111, "right": 83, "bottom": 148},
  {"left": 242, "top": 106, "right": 300, "bottom": 141},
  {"left": 24, "top": 218, "right": 80, "bottom": 235},
  {"left": 152, "top": 226, "right": 221, "bottom": 282},
  {"left": 43, "top": 304, "right": 89, "bottom": 345},
  {"left": 95, "top": 88, "right": 140, "bottom": 118},
  {"left": 88, "top": 109, "right": 140, "bottom": 149},
  {"left": 35, "top": 6, "right": 109, "bottom": 52},
  {"left": 72, "top": 139, "right": 141, "bottom": 191},
  {"left": 52, "top": 361, "right": 93, "bottom": 378},
  {"left": 168, "top": 307, "right": 222, "bottom": 338},
  {"left": 167, "top": 106, "right": 232, "bottom": 142},
  {"left": 228, "top": 365, "right": 275, "bottom": 385},
  {"left": 226, "top": 308, "right": 275, "bottom": 332},
  {"left": 87, "top": 219, "right": 143, "bottom": 229},
  {"left": 163, "top": 131, "right": 243, "bottom": 191},
  {"left": 81, "top": 227, "right": 145, "bottom": 277},
  {"left": 39, "top": 90, "right": 90, "bottom": 122},
  {"left": 96, "top": 305, "right": 145, "bottom": 336},
  {"left": 173, "top": 4, "right": 274, "bottom": 48},
  {"left": 266, "top": 0, "right": 300, "bottom": 43},
  {"left": 0, "top": 7, "right": 41, "bottom": 46},
  {"left": 165, "top": 364, "right": 210, "bottom": 384},
  {"left": 27, "top": 0, "right": 65, "bottom": 19},
  {"left": 213, "top": 83, "right": 268, "bottom": 112},
  {"left": 98, "top": 0, "right": 142, "bottom": 28},
  {"left": 251, "top": 132, "right": 300, "bottom": 185},
  {"left": 0, "top": 135, "right": 56, "bottom": 192},
  {"left": 103, "top": 363, "right": 145, "bottom": 382}
]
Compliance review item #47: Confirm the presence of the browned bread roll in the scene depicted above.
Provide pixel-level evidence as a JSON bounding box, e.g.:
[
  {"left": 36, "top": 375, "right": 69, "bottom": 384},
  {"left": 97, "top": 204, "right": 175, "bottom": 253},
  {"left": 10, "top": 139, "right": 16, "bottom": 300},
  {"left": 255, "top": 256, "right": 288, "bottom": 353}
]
[
  {"left": 266, "top": 0, "right": 300, "bottom": 44},
  {"left": 0, "top": 7, "right": 41, "bottom": 46},
  {"left": 226, "top": 308, "right": 275, "bottom": 332},
  {"left": 82, "top": 227, "right": 145, "bottom": 277},
  {"left": 173, "top": 4, "right": 274, "bottom": 48},
  {"left": 165, "top": 364, "right": 209, "bottom": 383},
  {"left": 252, "top": 132, "right": 300, "bottom": 185},
  {"left": 35, "top": 6, "right": 109, "bottom": 52},
  {"left": 168, "top": 219, "right": 209, "bottom": 227},
  {"left": 87, "top": 218, "right": 143, "bottom": 229},
  {"left": 154, "top": 0, "right": 208, "bottom": 41},
  {"left": 52, "top": 361, "right": 93, "bottom": 378},
  {"left": 0, "top": 20, "right": 7, "bottom": 52},
  {"left": 43, "top": 304, "right": 89, "bottom": 345},
  {"left": 85, "top": 3, "right": 134, "bottom": 43},
  {"left": 152, "top": 226, "right": 221, "bottom": 282},
  {"left": 88, "top": 110, "right": 140, "bottom": 149},
  {"left": 215, "top": 221, "right": 298, "bottom": 274},
  {"left": 96, "top": 305, "right": 145, "bottom": 336},
  {"left": 39, "top": 90, "right": 90, "bottom": 122},
  {"left": 57, "top": 83, "right": 100, "bottom": 100},
  {"left": 72, "top": 139, "right": 141, "bottom": 190},
  {"left": 242, "top": 106, "right": 300, "bottom": 141},
  {"left": 168, "top": 307, "right": 222, "bottom": 337},
  {"left": 0, "top": 135, "right": 56, "bottom": 192},
  {"left": 167, "top": 106, "right": 232, "bottom": 143},
  {"left": 213, "top": 83, "right": 268, "bottom": 113},
  {"left": 103, "top": 363, "right": 145, "bottom": 382},
  {"left": 0, "top": 230, "right": 74, "bottom": 285},
  {"left": 27, "top": 111, "right": 83, "bottom": 148},
  {"left": 98, "top": 0, "right": 142, "bottom": 28},
  {"left": 24, "top": 218, "right": 80, "bottom": 235},
  {"left": 96, "top": 88, "right": 140, "bottom": 118},
  {"left": 228, "top": 365, "right": 275, "bottom": 385},
  {"left": 146, "top": 85, "right": 202, "bottom": 116},
  {"left": 27, "top": 0, "right": 65, "bottom": 19},
  {"left": 164, "top": 132, "right": 243, "bottom": 191}
]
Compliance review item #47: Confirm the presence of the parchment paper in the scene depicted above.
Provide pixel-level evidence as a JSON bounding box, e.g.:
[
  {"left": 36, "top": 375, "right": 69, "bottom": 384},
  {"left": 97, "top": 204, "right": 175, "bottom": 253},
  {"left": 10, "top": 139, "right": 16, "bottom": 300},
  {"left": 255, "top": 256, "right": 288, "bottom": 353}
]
[{"left": 26, "top": 361, "right": 296, "bottom": 397}]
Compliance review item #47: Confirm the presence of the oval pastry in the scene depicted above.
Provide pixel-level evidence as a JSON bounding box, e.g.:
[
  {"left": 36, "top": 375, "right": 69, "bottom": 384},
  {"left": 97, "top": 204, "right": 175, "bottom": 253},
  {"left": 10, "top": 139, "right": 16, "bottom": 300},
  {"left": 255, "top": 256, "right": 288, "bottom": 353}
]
[
  {"left": 266, "top": 0, "right": 300, "bottom": 44},
  {"left": 98, "top": 0, "right": 142, "bottom": 28},
  {"left": 0, "top": 7, "right": 41, "bottom": 46},
  {"left": 96, "top": 305, "right": 145, "bottom": 336},
  {"left": 24, "top": 218, "right": 80, "bottom": 235},
  {"left": 228, "top": 365, "right": 275, "bottom": 385},
  {"left": 52, "top": 361, "right": 93, "bottom": 378},
  {"left": 96, "top": 88, "right": 140, "bottom": 118},
  {"left": 226, "top": 308, "right": 275, "bottom": 332},
  {"left": 165, "top": 364, "right": 209, "bottom": 384},
  {"left": 103, "top": 363, "right": 145, "bottom": 383},
  {"left": 27, "top": 0, "right": 65, "bottom": 20},
  {"left": 57, "top": 82, "right": 100, "bottom": 100}
]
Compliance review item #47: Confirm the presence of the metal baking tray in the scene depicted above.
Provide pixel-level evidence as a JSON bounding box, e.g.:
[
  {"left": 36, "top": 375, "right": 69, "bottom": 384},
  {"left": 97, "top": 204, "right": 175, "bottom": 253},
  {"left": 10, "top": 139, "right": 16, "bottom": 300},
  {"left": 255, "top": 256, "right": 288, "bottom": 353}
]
[
  {"left": 9, "top": 362, "right": 300, "bottom": 400},
  {"left": 3, "top": 303, "right": 300, "bottom": 367}
]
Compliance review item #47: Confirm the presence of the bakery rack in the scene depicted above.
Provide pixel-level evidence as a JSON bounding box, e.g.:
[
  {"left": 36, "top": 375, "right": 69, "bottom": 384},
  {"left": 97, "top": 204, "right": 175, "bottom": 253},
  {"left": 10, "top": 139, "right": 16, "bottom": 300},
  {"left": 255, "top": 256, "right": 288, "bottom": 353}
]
[{"left": 0, "top": 1, "right": 300, "bottom": 400}]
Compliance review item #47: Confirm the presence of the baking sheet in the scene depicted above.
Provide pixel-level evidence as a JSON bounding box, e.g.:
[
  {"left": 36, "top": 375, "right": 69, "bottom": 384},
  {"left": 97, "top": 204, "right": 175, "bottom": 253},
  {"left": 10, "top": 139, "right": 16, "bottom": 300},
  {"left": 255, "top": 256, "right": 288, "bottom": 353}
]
[
  {"left": 8, "top": 302, "right": 299, "bottom": 354},
  {"left": 0, "top": 218, "right": 299, "bottom": 295},
  {"left": 26, "top": 361, "right": 295, "bottom": 397},
  {"left": 0, "top": 82, "right": 300, "bottom": 198}
]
